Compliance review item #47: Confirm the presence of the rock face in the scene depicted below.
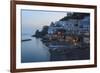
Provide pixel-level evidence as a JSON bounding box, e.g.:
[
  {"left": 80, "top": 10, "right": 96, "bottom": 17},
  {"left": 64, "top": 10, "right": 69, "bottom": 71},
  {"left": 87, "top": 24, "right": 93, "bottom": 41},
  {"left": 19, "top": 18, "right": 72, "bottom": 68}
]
[
  {"left": 43, "top": 40, "right": 90, "bottom": 61},
  {"left": 50, "top": 49, "right": 90, "bottom": 61},
  {"left": 32, "top": 30, "right": 42, "bottom": 38},
  {"left": 49, "top": 44, "right": 90, "bottom": 61},
  {"left": 32, "top": 26, "right": 49, "bottom": 38}
]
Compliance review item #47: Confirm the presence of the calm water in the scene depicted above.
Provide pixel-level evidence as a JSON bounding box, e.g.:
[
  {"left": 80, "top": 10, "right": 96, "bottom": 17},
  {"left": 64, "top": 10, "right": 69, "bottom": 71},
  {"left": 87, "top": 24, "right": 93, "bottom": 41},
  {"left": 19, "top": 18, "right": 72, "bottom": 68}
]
[
  {"left": 21, "top": 34, "right": 50, "bottom": 63},
  {"left": 21, "top": 34, "right": 90, "bottom": 63}
]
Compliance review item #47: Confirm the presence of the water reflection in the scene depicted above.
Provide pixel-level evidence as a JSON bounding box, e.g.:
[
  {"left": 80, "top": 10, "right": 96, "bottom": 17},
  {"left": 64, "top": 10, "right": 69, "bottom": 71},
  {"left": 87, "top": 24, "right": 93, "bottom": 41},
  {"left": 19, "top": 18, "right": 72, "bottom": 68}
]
[{"left": 21, "top": 35, "right": 50, "bottom": 63}]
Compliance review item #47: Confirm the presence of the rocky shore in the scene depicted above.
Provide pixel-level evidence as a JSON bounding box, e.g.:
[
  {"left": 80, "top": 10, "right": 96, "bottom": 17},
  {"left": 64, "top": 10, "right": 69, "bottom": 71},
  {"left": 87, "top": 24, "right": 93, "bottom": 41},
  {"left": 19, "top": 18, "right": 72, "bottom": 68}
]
[
  {"left": 42, "top": 40, "right": 90, "bottom": 61},
  {"left": 49, "top": 46, "right": 90, "bottom": 61}
]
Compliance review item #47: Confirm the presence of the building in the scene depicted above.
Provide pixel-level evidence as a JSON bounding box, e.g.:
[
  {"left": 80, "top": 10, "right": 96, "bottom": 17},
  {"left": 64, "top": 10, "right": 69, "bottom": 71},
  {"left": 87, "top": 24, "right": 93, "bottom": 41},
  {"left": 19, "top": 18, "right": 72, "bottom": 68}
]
[{"left": 47, "top": 13, "right": 90, "bottom": 43}]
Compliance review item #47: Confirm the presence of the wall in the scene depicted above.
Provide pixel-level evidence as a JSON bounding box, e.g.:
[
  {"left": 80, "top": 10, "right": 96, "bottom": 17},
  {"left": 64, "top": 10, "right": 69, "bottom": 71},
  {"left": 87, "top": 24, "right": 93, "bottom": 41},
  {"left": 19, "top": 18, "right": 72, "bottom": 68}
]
[{"left": 0, "top": 0, "right": 100, "bottom": 73}]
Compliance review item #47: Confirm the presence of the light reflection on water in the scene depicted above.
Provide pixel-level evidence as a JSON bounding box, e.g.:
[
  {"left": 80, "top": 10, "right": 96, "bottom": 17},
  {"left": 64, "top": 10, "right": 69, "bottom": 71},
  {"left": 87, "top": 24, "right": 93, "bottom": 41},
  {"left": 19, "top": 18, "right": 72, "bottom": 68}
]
[{"left": 21, "top": 35, "right": 50, "bottom": 63}]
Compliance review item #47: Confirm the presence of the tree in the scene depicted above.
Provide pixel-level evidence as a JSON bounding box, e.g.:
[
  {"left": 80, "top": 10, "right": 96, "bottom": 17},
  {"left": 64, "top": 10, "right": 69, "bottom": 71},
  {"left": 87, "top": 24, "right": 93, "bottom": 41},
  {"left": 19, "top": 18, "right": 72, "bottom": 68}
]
[
  {"left": 35, "top": 30, "right": 41, "bottom": 38},
  {"left": 41, "top": 26, "right": 49, "bottom": 36},
  {"left": 50, "top": 22, "right": 55, "bottom": 26}
]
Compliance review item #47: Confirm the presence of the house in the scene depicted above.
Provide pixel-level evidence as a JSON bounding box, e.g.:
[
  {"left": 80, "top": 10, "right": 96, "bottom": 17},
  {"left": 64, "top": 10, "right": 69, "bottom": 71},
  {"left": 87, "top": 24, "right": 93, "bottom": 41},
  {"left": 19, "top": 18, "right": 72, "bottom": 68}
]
[{"left": 47, "top": 13, "right": 90, "bottom": 43}]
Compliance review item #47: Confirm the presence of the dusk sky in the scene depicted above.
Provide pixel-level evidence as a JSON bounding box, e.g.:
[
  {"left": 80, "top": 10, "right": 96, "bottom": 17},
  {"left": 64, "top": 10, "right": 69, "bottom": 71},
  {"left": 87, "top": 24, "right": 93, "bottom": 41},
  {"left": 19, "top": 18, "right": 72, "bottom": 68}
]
[{"left": 21, "top": 10, "right": 67, "bottom": 35}]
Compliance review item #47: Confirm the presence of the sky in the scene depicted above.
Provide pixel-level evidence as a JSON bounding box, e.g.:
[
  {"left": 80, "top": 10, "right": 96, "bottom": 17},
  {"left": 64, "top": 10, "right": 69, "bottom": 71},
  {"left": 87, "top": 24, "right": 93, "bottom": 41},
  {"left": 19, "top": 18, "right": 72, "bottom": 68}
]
[{"left": 21, "top": 9, "right": 67, "bottom": 35}]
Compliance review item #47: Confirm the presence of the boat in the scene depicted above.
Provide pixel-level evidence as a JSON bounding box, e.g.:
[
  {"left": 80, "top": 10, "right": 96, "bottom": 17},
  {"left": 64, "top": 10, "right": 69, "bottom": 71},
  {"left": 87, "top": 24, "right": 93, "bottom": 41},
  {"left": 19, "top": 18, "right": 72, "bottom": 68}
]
[{"left": 21, "top": 39, "right": 32, "bottom": 42}]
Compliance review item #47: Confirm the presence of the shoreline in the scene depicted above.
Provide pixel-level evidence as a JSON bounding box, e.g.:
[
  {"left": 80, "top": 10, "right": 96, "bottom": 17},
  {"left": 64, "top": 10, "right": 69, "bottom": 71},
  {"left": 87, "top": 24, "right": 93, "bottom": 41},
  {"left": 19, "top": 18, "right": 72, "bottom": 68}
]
[{"left": 41, "top": 40, "right": 90, "bottom": 61}]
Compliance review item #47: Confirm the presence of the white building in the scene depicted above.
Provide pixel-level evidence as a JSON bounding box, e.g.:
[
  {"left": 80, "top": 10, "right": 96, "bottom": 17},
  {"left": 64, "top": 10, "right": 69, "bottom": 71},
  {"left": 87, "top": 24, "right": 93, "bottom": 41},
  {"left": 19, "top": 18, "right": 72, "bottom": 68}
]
[
  {"left": 79, "top": 16, "right": 90, "bottom": 34},
  {"left": 48, "top": 15, "right": 90, "bottom": 36}
]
